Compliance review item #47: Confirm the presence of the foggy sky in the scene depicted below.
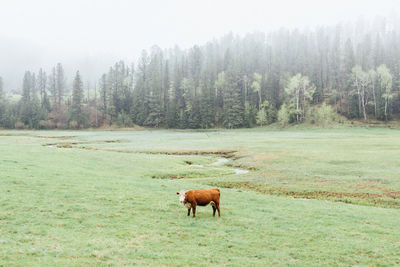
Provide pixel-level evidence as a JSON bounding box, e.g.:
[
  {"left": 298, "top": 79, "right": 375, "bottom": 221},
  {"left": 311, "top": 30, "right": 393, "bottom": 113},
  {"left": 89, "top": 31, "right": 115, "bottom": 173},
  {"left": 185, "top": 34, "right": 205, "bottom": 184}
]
[{"left": 1, "top": 0, "right": 399, "bottom": 90}]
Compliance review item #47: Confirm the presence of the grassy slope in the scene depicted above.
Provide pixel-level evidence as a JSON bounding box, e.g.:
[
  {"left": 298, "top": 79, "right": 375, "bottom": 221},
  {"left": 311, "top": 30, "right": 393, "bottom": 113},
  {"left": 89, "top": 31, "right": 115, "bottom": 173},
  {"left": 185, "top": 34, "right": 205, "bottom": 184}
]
[{"left": 0, "top": 128, "right": 400, "bottom": 266}]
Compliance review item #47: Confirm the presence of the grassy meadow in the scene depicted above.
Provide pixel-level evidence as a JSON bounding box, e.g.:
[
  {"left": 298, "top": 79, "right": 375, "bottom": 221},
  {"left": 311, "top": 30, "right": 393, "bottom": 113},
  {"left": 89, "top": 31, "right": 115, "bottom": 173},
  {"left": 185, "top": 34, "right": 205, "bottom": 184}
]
[{"left": 1, "top": 127, "right": 400, "bottom": 266}]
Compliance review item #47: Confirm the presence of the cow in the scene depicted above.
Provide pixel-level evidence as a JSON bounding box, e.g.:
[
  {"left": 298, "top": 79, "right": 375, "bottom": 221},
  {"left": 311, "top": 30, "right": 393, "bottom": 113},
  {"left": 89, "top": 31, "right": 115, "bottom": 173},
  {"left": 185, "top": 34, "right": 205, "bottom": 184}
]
[{"left": 176, "top": 188, "right": 221, "bottom": 217}]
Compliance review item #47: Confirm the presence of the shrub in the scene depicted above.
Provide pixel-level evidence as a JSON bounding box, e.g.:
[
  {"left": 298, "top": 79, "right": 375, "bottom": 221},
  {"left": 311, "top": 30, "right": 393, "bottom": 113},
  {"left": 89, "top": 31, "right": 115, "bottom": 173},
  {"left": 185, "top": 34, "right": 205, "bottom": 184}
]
[
  {"left": 277, "top": 104, "right": 290, "bottom": 126},
  {"left": 306, "top": 102, "right": 338, "bottom": 126},
  {"left": 256, "top": 101, "right": 277, "bottom": 126},
  {"left": 116, "top": 112, "right": 133, "bottom": 127},
  {"left": 1, "top": 114, "right": 17, "bottom": 129}
]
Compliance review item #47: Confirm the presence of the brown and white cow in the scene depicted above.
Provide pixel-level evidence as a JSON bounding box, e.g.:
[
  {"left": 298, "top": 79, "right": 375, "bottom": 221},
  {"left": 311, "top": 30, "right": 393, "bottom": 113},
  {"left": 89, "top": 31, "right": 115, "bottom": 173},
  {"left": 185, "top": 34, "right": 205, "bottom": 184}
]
[{"left": 176, "top": 188, "right": 221, "bottom": 217}]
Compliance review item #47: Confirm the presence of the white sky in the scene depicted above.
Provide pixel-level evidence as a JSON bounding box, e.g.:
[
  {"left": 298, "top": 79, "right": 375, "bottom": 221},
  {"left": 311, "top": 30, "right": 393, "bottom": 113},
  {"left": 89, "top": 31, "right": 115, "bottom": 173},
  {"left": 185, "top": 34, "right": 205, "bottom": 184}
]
[{"left": 1, "top": 0, "right": 399, "bottom": 89}]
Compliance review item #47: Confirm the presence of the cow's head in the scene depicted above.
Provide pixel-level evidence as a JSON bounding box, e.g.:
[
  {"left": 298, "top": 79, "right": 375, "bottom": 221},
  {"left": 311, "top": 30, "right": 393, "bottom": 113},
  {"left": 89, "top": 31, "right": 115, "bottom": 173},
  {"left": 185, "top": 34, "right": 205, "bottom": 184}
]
[{"left": 176, "top": 190, "right": 186, "bottom": 203}]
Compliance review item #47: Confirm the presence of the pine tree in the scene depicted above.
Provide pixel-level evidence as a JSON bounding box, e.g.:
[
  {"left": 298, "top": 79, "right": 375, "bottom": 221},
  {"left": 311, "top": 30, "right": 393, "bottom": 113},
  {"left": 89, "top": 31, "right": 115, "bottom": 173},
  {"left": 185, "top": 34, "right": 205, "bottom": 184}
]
[
  {"left": 223, "top": 69, "right": 244, "bottom": 128},
  {"left": 37, "top": 68, "right": 50, "bottom": 112},
  {"left": 144, "top": 92, "right": 162, "bottom": 127},
  {"left": 132, "top": 50, "right": 149, "bottom": 125},
  {"left": 20, "top": 71, "right": 33, "bottom": 126},
  {"left": 163, "top": 61, "right": 170, "bottom": 125},
  {"left": 343, "top": 39, "right": 356, "bottom": 116},
  {"left": 56, "top": 63, "right": 65, "bottom": 108},
  {"left": 99, "top": 74, "right": 109, "bottom": 124},
  {"left": 69, "top": 71, "right": 86, "bottom": 128},
  {"left": 48, "top": 67, "right": 58, "bottom": 112}
]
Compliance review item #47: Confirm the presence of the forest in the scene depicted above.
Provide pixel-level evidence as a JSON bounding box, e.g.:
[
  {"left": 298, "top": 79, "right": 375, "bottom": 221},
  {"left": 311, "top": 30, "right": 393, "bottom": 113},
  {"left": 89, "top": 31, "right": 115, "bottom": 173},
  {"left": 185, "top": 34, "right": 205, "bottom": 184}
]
[{"left": 0, "top": 18, "right": 399, "bottom": 129}]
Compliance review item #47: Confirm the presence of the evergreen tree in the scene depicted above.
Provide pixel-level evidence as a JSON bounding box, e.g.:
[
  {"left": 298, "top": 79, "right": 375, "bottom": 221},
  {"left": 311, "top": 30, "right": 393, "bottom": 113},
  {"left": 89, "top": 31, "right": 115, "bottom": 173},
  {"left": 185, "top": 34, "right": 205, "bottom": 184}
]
[
  {"left": 99, "top": 74, "right": 109, "bottom": 124},
  {"left": 37, "top": 68, "right": 50, "bottom": 112},
  {"left": 343, "top": 39, "right": 356, "bottom": 116},
  {"left": 48, "top": 67, "right": 57, "bottom": 110},
  {"left": 20, "top": 71, "right": 33, "bottom": 126},
  {"left": 69, "top": 71, "right": 86, "bottom": 127},
  {"left": 56, "top": 63, "right": 65, "bottom": 107},
  {"left": 132, "top": 50, "right": 149, "bottom": 125},
  {"left": 222, "top": 69, "right": 244, "bottom": 128}
]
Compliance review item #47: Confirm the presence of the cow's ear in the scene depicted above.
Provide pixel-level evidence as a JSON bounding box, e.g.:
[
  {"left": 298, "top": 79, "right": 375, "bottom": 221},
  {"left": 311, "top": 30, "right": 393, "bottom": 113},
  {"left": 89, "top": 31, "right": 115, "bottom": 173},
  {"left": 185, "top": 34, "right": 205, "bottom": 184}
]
[{"left": 176, "top": 192, "right": 179, "bottom": 195}]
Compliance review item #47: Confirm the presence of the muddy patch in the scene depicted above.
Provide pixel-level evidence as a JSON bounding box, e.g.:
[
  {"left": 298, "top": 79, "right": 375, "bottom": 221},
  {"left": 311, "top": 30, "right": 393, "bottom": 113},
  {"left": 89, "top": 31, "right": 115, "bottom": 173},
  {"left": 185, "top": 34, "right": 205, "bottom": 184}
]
[
  {"left": 103, "top": 140, "right": 122, "bottom": 143},
  {"left": 44, "top": 139, "right": 123, "bottom": 149},
  {"left": 0, "top": 133, "right": 32, "bottom": 137},
  {"left": 211, "top": 181, "right": 400, "bottom": 208},
  {"left": 45, "top": 143, "right": 238, "bottom": 158},
  {"left": 227, "top": 164, "right": 257, "bottom": 171},
  {"left": 36, "top": 135, "right": 77, "bottom": 139},
  {"left": 185, "top": 160, "right": 204, "bottom": 167},
  {"left": 136, "top": 150, "right": 237, "bottom": 158}
]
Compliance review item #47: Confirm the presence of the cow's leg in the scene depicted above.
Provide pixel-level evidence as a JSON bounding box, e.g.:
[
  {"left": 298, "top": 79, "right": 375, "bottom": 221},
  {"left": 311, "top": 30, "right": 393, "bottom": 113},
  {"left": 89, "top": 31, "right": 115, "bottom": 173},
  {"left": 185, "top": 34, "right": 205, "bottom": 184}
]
[
  {"left": 216, "top": 202, "right": 221, "bottom": 217},
  {"left": 187, "top": 208, "right": 191, "bottom": 216},
  {"left": 192, "top": 203, "right": 196, "bottom": 217},
  {"left": 212, "top": 206, "right": 216, "bottom": 217}
]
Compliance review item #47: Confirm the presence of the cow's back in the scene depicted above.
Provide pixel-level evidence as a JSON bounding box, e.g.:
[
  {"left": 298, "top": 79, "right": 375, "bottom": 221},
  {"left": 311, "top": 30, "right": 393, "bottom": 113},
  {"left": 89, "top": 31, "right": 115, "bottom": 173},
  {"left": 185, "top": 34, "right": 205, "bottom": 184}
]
[{"left": 186, "top": 188, "right": 220, "bottom": 206}]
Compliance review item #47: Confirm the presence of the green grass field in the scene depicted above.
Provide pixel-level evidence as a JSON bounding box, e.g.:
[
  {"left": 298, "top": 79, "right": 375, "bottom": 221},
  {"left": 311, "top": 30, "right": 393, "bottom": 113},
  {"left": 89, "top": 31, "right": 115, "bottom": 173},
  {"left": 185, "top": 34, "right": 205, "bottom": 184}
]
[{"left": 1, "top": 127, "right": 400, "bottom": 266}]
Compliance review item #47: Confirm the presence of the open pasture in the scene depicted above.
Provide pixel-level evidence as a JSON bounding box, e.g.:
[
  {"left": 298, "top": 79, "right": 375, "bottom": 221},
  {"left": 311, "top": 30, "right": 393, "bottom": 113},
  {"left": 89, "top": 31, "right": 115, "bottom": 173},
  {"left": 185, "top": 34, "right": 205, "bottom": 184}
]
[{"left": 1, "top": 127, "right": 400, "bottom": 266}]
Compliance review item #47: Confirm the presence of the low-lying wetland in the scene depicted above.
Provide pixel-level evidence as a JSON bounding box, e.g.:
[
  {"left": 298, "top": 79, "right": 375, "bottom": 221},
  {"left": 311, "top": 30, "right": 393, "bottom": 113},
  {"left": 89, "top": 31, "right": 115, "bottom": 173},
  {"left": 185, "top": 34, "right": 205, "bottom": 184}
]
[
  {"left": 12, "top": 129, "right": 400, "bottom": 208},
  {"left": 1, "top": 128, "right": 400, "bottom": 265}
]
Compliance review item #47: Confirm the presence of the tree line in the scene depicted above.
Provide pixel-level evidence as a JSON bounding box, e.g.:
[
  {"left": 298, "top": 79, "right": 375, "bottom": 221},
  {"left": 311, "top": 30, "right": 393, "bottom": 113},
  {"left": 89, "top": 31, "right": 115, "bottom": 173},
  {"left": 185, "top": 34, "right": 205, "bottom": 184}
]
[{"left": 0, "top": 17, "right": 399, "bottom": 129}]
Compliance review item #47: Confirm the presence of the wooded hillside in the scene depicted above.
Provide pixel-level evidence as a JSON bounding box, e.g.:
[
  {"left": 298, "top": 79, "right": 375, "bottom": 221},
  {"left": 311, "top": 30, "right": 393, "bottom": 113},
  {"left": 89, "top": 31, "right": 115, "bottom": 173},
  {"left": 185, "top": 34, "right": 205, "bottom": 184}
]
[{"left": 1, "top": 17, "right": 399, "bottom": 129}]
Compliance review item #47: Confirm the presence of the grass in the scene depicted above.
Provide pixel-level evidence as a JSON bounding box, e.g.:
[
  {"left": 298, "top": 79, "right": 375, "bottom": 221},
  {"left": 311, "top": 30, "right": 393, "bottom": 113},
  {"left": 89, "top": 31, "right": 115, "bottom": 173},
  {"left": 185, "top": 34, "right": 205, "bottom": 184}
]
[{"left": 1, "top": 127, "right": 400, "bottom": 266}]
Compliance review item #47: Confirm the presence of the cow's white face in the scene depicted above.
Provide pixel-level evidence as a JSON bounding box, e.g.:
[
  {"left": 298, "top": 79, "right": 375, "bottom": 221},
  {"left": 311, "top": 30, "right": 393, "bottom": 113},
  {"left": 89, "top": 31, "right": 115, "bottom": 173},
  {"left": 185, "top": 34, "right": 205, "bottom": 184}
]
[{"left": 176, "top": 190, "right": 186, "bottom": 203}]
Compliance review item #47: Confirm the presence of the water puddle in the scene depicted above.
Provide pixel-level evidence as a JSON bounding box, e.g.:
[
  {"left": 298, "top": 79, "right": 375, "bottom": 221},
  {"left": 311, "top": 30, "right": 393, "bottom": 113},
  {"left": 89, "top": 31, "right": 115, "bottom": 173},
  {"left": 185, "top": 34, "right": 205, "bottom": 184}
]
[
  {"left": 209, "top": 158, "right": 249, "bottom": 175},
  {"left": 211, "top": 158, "right": 229, "bottom": 166},
  {"left": 234, "top": 169, "right": 249, "bottom": 174}
]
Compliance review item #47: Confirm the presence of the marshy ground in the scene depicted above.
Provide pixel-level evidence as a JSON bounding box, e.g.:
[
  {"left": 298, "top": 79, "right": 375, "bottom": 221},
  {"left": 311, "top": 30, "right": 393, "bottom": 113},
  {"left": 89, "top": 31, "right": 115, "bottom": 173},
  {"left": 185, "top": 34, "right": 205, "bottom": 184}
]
[{"left": 1, "top": 127, "right": 400, "bottom": 265}]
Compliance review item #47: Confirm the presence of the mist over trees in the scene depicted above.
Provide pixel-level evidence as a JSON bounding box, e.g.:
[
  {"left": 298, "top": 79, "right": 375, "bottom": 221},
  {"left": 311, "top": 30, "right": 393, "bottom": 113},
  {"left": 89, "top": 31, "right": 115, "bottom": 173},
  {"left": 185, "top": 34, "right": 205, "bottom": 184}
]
[{"left": 1, "top": 18, "right": 400, "bottom": 129}]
